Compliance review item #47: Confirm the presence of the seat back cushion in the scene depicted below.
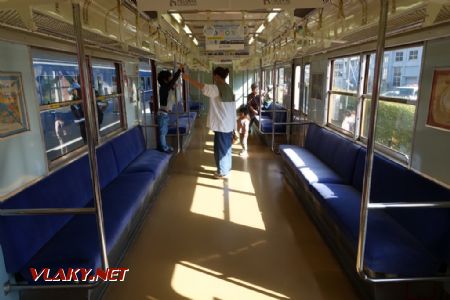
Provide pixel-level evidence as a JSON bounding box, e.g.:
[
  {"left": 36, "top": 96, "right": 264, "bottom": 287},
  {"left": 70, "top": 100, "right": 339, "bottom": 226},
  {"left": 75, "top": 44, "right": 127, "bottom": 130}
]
[
  {"left": 314, "top": 130, "right": 361, "bottom": 184},
  {"left": 0, "top": 156, "right": 93, "bottom": 273},
  {"left": 110, "top": 127, "right": 146, "bottom": 172},
  {"left": 304, "top": 123, "right": 323, "bottom": 155},
  {"left": 96, "top": 142, "right": 119, "bottom": 189},
  {"left": 352, "top": 148, "right": 450, "bottom": 260}
]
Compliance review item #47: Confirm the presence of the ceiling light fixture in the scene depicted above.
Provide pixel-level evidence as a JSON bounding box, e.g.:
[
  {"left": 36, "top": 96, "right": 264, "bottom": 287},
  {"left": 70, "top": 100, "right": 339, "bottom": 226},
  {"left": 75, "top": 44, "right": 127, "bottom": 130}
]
[
  {"left": 256, "top": 24, "right": 265, "bottom": 34},
  {"left": 268, "top": 12, "right": 278, "bottom": 22},
  {"left": 171, "top": 13, "right": 183, "bottom": 24},
  {"left": 183, "top": 24, "right": 192, "bottom": 35},
  {"left": 193, "top": 38, "right": 199, "bottom": 46},
  {"left": 249, "top": 37, "right": 254, "bottom": 45}
]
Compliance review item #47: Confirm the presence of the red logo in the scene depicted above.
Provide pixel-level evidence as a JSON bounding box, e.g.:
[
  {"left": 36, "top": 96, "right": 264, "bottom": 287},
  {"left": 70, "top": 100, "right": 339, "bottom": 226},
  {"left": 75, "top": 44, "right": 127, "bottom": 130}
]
[{"left": 30, "top": 268, "right": 129, "bottom": 282}]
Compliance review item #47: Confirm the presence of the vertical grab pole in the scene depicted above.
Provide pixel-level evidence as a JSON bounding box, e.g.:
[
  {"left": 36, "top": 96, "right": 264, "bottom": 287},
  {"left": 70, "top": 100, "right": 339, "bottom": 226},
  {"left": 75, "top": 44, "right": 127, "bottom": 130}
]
[
  {"left": 271, "top": 62, "right": 277, "bottom": 152},
  {"left": 72, "top": 3, "right": 109, "bottom": 270},
  {"left": 258, "top": 59, "right": 263, "bottom": 134},
  {"left": 356, "top": 0, "right": 389, "bottom": 277},
  {"left": 174, "top": 57, "right": 181, "bottom": 153},
  {"left": 151, "top": 59, "right": 159, "bottom": 148},
  {"left": 258, "top": 61, "right": 263, "bottom": 133},
  {"left": 140, "top": 59, "right": 150, "bottom": 149}
]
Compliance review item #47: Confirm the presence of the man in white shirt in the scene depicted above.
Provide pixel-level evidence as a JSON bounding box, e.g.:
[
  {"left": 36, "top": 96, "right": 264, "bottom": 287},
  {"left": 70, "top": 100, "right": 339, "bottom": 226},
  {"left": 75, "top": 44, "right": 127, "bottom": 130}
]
[{"left": 183, "top": 67, "right": 236, "bottom": 179}]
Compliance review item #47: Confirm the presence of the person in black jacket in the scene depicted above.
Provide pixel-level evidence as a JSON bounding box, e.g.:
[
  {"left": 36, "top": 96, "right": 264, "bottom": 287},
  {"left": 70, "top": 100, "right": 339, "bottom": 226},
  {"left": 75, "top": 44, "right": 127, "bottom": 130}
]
[{"left": 157, "top": 65, "right": 183, "bottom": 153}]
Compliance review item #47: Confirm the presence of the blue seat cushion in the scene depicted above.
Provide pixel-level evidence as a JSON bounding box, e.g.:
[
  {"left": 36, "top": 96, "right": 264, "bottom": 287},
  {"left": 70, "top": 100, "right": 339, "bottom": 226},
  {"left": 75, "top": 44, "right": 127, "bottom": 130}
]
[
  {"left": 110, "top": 127, "right": 146, "bottom": 173},
  {"left": 96, "top": 143, "right": 119, "bottom": 189},
  {"left": 258, "top": 118, "right": 286, "bottom": 133},
  {"left": 168, "top": 116, "right": 195, "bottom": 135},
  {"left": 311, "top": 183, "right": 442, "bottom": 276},
  {"left": 0, "top": 156, "right": 93, "bottom": 273},
  {"left": 123, "top": 150, "right": 171, "bottom": 175},
  {"left": 312, "top": 129, "right": 360, "bottom": 184},
  {"left": 279, "top": 145, "right": 345, "bottom": 186},
  {"left": 304, "top": 123, "right": 323, "bottom": 155},
  {"left": 19, "top": 172, "right": 155, "bottom": 283},
  {"left": 352, "top": 149, "right": 450, "bottom": 261}
]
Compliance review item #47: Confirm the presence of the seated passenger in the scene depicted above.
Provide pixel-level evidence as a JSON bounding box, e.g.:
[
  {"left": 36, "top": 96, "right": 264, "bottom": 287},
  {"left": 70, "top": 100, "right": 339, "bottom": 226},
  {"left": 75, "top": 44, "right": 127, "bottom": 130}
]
[
  {"left": 247, "top": 83, "right": 262, "bottom": 134},
  {"left": 341, "top": 110, "right": 356, "bottom": 132}
]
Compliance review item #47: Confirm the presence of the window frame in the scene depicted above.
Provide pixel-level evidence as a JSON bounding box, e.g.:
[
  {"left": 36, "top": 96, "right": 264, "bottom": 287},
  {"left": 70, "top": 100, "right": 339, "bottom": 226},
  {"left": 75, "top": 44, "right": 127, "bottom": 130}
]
[
  {"left": 359, "top": 44, "right": 424, "bottom": 163},
  {"left": 327, "top": 55, "right": 362, "bottom": 137},
  {"left": 32, "top": 48, "right": 128, "bottom": 169},
  {"left": 326, "top": 43, "right": 424, "bottom": 165}
]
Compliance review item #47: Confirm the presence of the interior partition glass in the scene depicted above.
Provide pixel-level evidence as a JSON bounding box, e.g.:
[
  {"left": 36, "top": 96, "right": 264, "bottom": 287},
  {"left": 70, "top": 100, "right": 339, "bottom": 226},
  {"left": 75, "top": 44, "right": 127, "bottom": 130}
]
[
  {"left": 91, "top": 58, "right": 124, "bottom": 137},
  {"left": 32, "top": 49, "right": 86, "bottom": 162}
]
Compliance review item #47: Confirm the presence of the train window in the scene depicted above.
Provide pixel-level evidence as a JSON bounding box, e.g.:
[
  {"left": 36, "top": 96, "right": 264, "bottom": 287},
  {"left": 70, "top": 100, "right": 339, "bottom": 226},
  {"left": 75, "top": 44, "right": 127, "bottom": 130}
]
[
  {"left": 303, "top": 64, "right": 310, "bottom": 115},
  {"left": 332, "top": 56, "right": 360, "bottom": 93},
  {"left": 362, "top": 46, "right": 423, "bottom": 156},
  {"left": 139, "top": 60, "right": 152, "bottom": 106},
  {"left": 328, "top": 55, "right": 361, "bottom": 134},
  {"left": 91, "top": 58, "right": 125, "bottom": 137},
  {"left": 32, "top": 50, "right": 87, "bottom": 162},
  {"left": 294, "top": 66, "right": 301, "bottom": 111}
]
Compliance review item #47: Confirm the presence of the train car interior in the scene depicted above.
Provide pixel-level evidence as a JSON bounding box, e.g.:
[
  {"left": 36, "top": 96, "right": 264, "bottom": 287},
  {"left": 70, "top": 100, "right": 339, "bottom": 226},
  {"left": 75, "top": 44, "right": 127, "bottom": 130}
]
[{"left": 0, "top": 0, "right": 449, "bottom": 299}]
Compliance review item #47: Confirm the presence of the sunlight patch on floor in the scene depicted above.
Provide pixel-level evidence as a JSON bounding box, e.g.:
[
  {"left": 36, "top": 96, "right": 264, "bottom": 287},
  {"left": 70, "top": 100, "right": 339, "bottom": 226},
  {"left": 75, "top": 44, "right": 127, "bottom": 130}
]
[
  {"left": 191, "top": 167, "right": 265, "bottom": 230},
  {"left": 171, "top": 261, "right": 290, "bottom": 300}
]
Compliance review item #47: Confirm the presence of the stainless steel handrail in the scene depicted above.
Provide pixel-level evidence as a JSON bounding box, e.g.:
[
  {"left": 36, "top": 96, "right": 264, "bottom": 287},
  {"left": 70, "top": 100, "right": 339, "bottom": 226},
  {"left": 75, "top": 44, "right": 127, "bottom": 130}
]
[
  {"left": 0, "top": 208, "right": 96, "bottom": 216},
  {"left": 3, "top": 4, "right": 110, "bottom": 294},
  {"left": 368, "top": 202, "right": 450, "bottom": 209},
  {"left": 356, "top": 0, "right": 388, "bottom": 280},
  {"left": 354, "top": 0, "right": 450, "bottom": 283}
]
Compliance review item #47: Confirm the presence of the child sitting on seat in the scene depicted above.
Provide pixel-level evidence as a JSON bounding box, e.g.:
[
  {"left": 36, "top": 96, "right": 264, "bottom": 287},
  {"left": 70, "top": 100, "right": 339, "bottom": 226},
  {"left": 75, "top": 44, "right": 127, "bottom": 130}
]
[{"left": 237, "top": 106, "right": 250, "bottom": 157}]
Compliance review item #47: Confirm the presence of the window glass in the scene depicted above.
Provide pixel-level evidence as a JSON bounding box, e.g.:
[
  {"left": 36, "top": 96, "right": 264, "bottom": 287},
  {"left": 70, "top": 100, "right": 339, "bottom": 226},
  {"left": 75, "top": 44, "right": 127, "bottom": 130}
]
[
  {"left": 294, "top": 66, "right": 301, "bottom": 111},
  {"left": 363, "top": 45, "right": 422, "bottom": 157},
  {"left": 328, "top": 94, "right": 358, "bottom": 133},
  {"left": 332, "top": 56, "right": 360, "bottom": 93},
  {"left": 139, "top": 60, "right": 152, "bottom": 104},
  {"left": 303, "top": 64, "right": 310, "bottom": 115},
  {"left": 367, "top": 46, "right": 422, "bottom": 100},
  {"left": 32, "top": 50, "right": 86, "bottom": 162},
  {"left": 362, "top": 99, "right": 415, "bottom": 154},
  {"left": 91, "top": 58, "right": 123, "bottom": 137}
]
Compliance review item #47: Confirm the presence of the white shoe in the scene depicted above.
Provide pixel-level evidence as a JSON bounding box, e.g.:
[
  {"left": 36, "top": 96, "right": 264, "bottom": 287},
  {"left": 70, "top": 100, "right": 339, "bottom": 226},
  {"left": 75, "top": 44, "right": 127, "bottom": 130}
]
[{"left": 239, "top": 150, "right": 248, "bottom": 157}]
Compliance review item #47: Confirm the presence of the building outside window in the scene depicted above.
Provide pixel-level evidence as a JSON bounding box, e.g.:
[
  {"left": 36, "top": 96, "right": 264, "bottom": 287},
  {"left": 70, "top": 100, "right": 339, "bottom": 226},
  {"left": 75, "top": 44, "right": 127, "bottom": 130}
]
[
  {"left": 328, "top": 45, "right": 423, "bottom": 160},
  {"left": 409, "top": 50, "right": 418, "bottom": 60},
  {"left": 327, "top": 56, "right": 360, "bottom": 133}
]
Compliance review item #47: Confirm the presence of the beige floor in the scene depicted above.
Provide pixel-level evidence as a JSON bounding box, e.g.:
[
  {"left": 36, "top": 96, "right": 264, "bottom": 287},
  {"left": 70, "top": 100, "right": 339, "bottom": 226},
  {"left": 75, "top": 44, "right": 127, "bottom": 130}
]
[{"left": 103, "top": 120, "right": 360, "bottom": 300}]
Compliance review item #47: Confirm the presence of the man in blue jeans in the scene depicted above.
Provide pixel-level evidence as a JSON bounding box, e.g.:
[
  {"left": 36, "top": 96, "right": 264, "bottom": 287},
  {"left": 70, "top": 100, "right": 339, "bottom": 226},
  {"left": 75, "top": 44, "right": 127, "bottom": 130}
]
[
  {"left": 157, "top": 65, "right": 183, "bottom": 153},
  {"left": 183, "top": 67, "right": 236, "bottom": 179}
]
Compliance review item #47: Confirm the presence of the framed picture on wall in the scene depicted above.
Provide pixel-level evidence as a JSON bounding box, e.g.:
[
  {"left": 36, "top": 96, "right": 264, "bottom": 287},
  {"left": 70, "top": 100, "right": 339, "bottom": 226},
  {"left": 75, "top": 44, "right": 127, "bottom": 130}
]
[
  {"left": 0, "top": 72, "right": 29, "bottom": 138},
  {"left": 427, "top": 69, "right": 450, "bottom": 131}
]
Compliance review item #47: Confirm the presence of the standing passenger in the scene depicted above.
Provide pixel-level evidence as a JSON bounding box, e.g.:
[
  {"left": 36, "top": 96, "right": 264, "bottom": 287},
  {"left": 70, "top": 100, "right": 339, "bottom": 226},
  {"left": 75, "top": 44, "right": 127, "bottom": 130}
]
[
  {"left": 237, "top": 106, "right": 250, "bottom": 157},
  {"left": 157, "top": 65, "right": 183, "bottom": 153},
  {"left": 183, "top": 67, "right": 236, "bottom": 179}
]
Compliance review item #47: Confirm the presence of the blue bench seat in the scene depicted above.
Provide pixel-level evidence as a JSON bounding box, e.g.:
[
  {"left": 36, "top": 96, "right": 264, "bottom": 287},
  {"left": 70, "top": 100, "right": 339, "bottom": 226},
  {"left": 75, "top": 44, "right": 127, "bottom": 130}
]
[
  {"left": 168, "top": 112, "right": 196, "bottom": 135},
  {"left": 0, "top": 126, "right": 171, "bottom": 284},
  {"left": 280, "top": 123, "right": 450, "bottom": 277},
  {"left": 254, "top": 103, "right": 288, "bottom": 134}
]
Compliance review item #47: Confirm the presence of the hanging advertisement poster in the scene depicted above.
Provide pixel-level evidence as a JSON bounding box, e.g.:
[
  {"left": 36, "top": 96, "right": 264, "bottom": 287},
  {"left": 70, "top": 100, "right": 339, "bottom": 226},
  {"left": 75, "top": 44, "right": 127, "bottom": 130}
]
[{"left": 205, "top": 23, "right": 245, "bottom": 51}]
